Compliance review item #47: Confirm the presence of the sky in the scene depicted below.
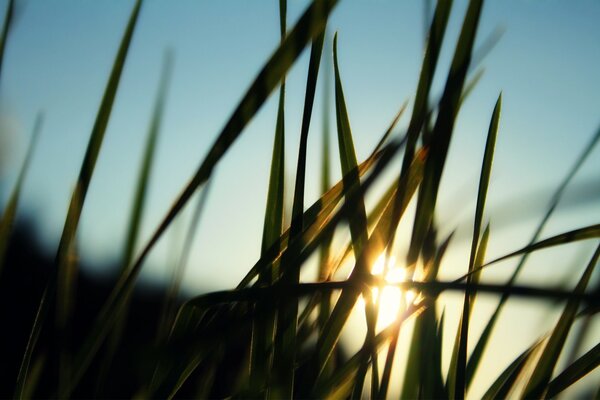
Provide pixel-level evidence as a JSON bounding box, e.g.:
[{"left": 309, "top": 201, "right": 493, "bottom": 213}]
[{"left": 0, "top": 0, "right": 599, "bottom": 397}]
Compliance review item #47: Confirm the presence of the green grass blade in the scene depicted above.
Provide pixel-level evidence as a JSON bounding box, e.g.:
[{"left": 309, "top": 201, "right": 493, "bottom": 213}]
[
  {"left": 546, "top": 342, "right": 600, "bottom": 398},
  {"left": 331, "top": 33, "right": 370, "bottom": 399},
  {"left": 448, "top": 94, "right": 499, "bottom": 399},
  {"left": 256, "top": 0, "right": 288, "bottom": 394},
  {"left": 466, "top": 126, "right": 600, "bottom": 388},
  {"left": 0, "top": 112, "right": 42, "bottom": 278},
  {"left": 447, "top": 224, "right": 490, "bottom": 399},
  {"left": 481, "top": 340, "right": 543, "bottom": 400},
  {"left": 480, "top": 224, "right": 600, "bottom": 270},
  {"left": 408, "top": 0, "right": 484, "bottom": 266},
  {"left": 95, "top": 50, "right": 173, "bottom": 396},
  {"left": 395, "top": 232, "right": 452, "bottom": 400},
  {"left": 318, "top": 35, "right": 333, "bottom": 339},
  {"left": 523, "top": 243, "right": 600, "bottom": 398},
  {"left": 14, "top": 1, "right": 143, "bottom": 396},
  {"left": 399, "top": 0, "right": 453, "bottom": 194},
  {"left": 68, "top": 0, "right": 339, "bottom": 393}
]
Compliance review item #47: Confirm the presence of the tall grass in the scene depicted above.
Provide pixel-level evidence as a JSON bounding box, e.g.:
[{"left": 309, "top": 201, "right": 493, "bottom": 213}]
[{"left": 0, "top": 0, "right": 599, "bottom": 398}]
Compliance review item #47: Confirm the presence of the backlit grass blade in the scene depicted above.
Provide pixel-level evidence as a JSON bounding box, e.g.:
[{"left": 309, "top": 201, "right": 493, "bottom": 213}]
[
  {"left": 447, "top": 224, "right": 490, "bottom": 399},
  {"left": 480, "top": 224, "right": 600, "bottom": 269},
  {"left": 67, "top": 0, "right": 339, "bottom": 393},
  {"left": 15, "top": 1, "right": 142, "bottom": 396},
  {"left": 408, "top": 0, "right": 484, "bottom": 266},
  {"left": 396, "top": 232, "right": 452, "bottom": 400},
  {"left": 0, "top": 0, "right": 14, "bottom": 79},
  {"left": 331, "top": 33, "right": 370, "bottom": 399},
  {"left": 318, "top": 36, "right": 333, "bottom": 340},
  {"left": 546, "top": 341, "right": 600, "bottom": 398},
  {"left": 255, "top": 0, "right": 287, "bottom": 394},
  {"left": 466, "top": 125, "right": 600, "bottom": 388},
  {"left": 448, "top": 94, "right": 499, "bottom": 399},
  {"left": 523, "top": 243, "right": 600, "bottom": 398},
  {"left": 399, "top": 0, "right": 453, "bottom": 195},
  {"left": 0, "top": 112, "right": 42, "bottom": 278},
  {"left": 95, "top": 50, "right": 173, "bottom": 397},
  {"left": 481, "top": 340, "right": 543, "bottom": 400}
]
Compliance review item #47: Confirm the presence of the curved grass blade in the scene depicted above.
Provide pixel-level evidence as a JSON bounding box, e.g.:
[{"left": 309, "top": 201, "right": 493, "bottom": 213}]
[
  {"left": 465, "top": 126, "right": 600, "bottom": 389},
  {"left": 399, "top": 0, "right": 453, "bottom": 202},
  {"left": 0, "top": 112, "right": 42, "bottom": 278},
  {"left": 447, "top": 224, "right": 490, "bottom": 399},
  {"left": 395, "top": 231, "right": 452, "bottom": 400},
  {"left": 481, "top": 339, "right": 544, "bottom": 400},
  {"left": 448, "top": 94, "right": 499, "bottom": 399},
  {"left": 523, "top": 243, "right": 600, "bottom": 398},
  {"left": 546, "top": 342, "right": 600, "bottom": 398},
  {"left": 330, "top": 33, "right": 370, "bottom": 399},
  {"left": 67, "top": 0, "right": 339, "bottom": 393}
]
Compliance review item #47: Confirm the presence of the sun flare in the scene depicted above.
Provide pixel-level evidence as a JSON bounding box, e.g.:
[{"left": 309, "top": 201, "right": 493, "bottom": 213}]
[{"left": 363, "top": 253, "right": 416, "bottom": 329}]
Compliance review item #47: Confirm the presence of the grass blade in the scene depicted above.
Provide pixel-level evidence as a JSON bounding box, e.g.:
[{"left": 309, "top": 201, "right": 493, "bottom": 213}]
[
  {"left": 481, "top": 340, "right": 543, "bottom": 400},
  {"left": 330, "top": 33, "right": 370, "bottom": 399},
  {"left": 0, "top": 113, "right": 42, "bottom": 278},
  {"left": 95, "top": 50, "right": 174, "bottom": 396},
  {"left": 465, "top": 126, "right": 600, "bottom": 388},
  {"left": 255, "top": 0, "right": 287, "bottom": 394},
  {"left": 448, "top": 94, "right": 500, "bottom": 399},
  {"left": 546, "top": 341, "right": 600, "bottom": 398},
  {"left": 523, "top": 243, "right": 600, "bottom": 398}
]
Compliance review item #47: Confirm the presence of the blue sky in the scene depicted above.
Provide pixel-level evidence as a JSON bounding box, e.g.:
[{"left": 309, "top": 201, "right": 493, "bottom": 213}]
[{"left": 1, "top": 0, "right": 600, "bottom": 396}]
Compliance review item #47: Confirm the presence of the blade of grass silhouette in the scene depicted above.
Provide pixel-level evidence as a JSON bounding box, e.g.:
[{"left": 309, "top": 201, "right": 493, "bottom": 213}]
[
  {"left": 523, "top": 243, "right": 600, "bottom": 398},
  {"left": 408, "top": 0, "right": 484, "bottom": 268},
  {"left": 398, "top": 0, "right": 453, "bottom": 202},
  {"left": 448, "top": 93, "right": 499, "bottom": 399},
  {"left": 0, "top": 0, "right": 14, "bottom": 79},
  {"left": 66, "top": 1, "right": 339, "bottom": 394},
  {"left": 95, "top": 49, "right": 173, "bottom": 397},
  {"left": 271, "top": 5, "right": 324, "bottom": 397},
  {"left": 546, "top": 341, "right": 600, "bottom": 398},
  {"left": 448, "top": 224, "right": 490, "bottom": 399},
  {"left": 0, "top": 112, "right": 42, "bottom": 278},
  {"left": 465, "top": 125, "right": 600, "bottom": 389},
  {"left": 396, "top": 232, "right": 452, "bottom": 400},
  {"left": 330, "top": 33, "right": 371, "bottom": 400},
  {"left": 481, "top": 339, "right": 544, "bottom": 400},
  {"left": 158, "top": 177, "right": 212, "bottom": 344},
  {"left": 318, "top": 33, "right": 333, "bottom": 353},
  {"left": 15, "top": 1, "right": 142, "bottom": 397},
  {"left": 252, "top": 0, "right": 287, "bottom": 393}
]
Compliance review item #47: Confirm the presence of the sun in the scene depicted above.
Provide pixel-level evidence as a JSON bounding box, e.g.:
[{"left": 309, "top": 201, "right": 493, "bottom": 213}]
[{"left": 366, "top": 253, "right": 416, "bottom": 329}]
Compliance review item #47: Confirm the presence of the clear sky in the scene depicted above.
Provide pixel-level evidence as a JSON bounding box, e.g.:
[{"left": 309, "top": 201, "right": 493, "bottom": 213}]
[{"left": 0, "top": 0, "right": 599, "bottom": 396}]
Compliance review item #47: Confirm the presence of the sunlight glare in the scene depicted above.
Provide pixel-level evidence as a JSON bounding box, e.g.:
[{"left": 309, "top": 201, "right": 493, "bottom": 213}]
[{"left": 367, "top": 253, "right": 416, "bottom": 329}]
